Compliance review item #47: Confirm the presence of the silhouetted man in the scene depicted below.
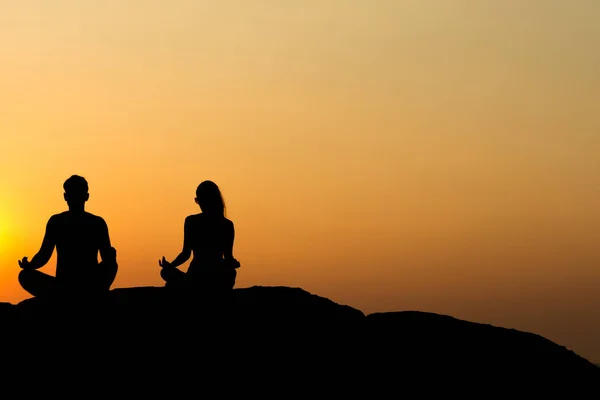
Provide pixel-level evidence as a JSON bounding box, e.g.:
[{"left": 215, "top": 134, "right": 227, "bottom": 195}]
[{"left": 18, "top": 175, "right": 118, "bottom": 298}]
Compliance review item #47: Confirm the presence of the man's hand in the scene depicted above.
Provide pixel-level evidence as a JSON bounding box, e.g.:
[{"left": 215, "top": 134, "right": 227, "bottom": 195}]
[
  {"left": 159, "top": 256, "right": 172, "bottom": 269},
  {"left": 18, "top": 257, "right": 31, "bottom": 270},
  {"left": 225, "top": 258, "right": 241, "bottom": 269}
]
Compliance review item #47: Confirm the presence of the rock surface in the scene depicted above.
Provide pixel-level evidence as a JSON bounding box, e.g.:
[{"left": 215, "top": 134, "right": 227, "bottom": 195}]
[{"left": 0, "top": 285, "right": 597, "bottom": 395}]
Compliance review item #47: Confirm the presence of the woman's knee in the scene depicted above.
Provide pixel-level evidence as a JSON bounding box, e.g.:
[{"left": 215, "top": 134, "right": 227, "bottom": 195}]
[
  {"left": 161, "top": 267, "right": 182, "bottom": 283},
  {"left": 160, "top": 268, "right": 170, "bottom": 282}
]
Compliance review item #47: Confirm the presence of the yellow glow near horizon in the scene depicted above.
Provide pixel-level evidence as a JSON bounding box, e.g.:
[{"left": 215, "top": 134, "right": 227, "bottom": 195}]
[
  {"left": 0, "top": 201, "right": 14, "bottom": 255},
  {"left": 0, "top": 216, "right": 7, "bottom": 256}
]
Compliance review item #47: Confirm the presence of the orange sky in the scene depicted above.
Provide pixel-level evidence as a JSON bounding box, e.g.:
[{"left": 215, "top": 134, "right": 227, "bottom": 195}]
[{"left": 1, "top": 1, "right": 599, "bottom": 362}]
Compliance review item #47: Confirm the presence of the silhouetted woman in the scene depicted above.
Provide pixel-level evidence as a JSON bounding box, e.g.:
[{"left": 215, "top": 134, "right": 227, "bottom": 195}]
[{"left": 159, "top": 180, "right": 240, "bottom": 292}]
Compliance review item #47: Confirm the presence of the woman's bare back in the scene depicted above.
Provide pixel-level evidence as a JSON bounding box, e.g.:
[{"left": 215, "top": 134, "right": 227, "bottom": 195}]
[{"left": 184, "top": 213, "right": 235, "bottom": 271}]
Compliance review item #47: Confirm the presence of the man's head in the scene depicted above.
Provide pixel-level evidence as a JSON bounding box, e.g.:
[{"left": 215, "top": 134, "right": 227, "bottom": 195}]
[{"left": 63, "top": 175, "right": 89, "bottom": 209}]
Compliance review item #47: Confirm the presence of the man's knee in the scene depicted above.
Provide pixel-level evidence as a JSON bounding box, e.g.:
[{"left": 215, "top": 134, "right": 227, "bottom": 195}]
[
  {"left": 18, "top": 269, "right": 33, "bottom": 288},
  {"left": 100, "top": 254, "right": 118, "bottom": 287},
  {"left": 19, "top": 269, "right": 56, "bottom": 297},
  {"left": 106, "top": 260, "right": 118, "bottom": 276},
  {"left": 227, "top": 268, "right": 237, "bottom": 289},
  {"left": 105, "top": 247, "right": 117, "bottom": 262}
]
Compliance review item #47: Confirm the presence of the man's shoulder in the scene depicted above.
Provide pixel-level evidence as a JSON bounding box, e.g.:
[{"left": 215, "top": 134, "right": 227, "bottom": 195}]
[
  {"left": 48, "top": 212, "right": 108, "bottom": 231},
  {"left": 49, "top": 211, "right": 68, "bottom": 222},
  {"left": 86, "top": 212, "right": 107, "bottom": 224},
  {"left": 70, "top": 211, "right": 107, "bottom": 226}
]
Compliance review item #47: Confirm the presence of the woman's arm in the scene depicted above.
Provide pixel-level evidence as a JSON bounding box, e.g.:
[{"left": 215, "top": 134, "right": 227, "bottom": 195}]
[
  {"left": 223, "top": 220, "right": 240, "bottom": 268},
  {"left": 168, "top": 249, "right": 191, "bottom": 268},
  {"left": 223, "top": 220, "right": 235, "bottom": 260},
  {"left": 160, "top": 217, "right": 192, "bottom": 269}
]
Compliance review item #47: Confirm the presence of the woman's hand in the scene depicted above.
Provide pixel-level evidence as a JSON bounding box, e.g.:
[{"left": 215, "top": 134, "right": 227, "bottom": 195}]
[{"left": 159, "top": 256, "right": 172, "bottom": 268}]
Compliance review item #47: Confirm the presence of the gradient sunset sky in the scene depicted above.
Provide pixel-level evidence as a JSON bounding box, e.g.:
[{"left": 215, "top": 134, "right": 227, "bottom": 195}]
[{"left": 1, "top": 1, "right": 599, "bottom": 362}]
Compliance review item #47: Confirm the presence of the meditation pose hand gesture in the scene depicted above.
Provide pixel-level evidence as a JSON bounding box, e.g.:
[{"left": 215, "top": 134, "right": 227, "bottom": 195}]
[{"left": 158, "top": 256, "right": 172, "bottom": 269}]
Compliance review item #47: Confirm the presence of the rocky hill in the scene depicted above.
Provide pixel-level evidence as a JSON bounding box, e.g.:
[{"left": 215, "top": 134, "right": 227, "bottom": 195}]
[{"left": 0, "top": 286, "right": 597, "bottom": 395}]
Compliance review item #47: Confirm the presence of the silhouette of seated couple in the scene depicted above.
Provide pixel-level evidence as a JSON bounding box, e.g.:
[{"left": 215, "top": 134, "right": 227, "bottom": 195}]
[{"left": 18, "top": 175, "right": 240, "bottom": 300}]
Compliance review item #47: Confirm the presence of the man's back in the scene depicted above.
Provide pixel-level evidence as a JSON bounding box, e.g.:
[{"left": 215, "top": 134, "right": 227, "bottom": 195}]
[{"left": 50, "top": 211, "right": 111, "bottom": 283}]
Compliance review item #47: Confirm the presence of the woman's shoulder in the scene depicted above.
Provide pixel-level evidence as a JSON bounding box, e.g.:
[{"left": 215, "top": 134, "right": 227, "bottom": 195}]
[
  {"left": 184, "top": 213, "right": 202, "bottom": 223},
  {"left": 190, "top": 213, "right": 233, "bottom": 225},
  {"left": 211, "top": 215, "right": 234, "bottom": 230}
]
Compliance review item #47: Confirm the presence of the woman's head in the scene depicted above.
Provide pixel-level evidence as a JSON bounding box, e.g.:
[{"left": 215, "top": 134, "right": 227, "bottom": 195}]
[{"left": 195, "top": 180, "right": 226, "bottom": 216}]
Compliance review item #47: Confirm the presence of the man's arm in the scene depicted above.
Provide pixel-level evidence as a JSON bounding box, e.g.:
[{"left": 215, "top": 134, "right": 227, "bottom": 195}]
[
  {"left": 26, "top": 217, "right": 57, "bottom": 270},
  {"left": 98, "top": 218, "right": 116, "bottom": 264}
]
